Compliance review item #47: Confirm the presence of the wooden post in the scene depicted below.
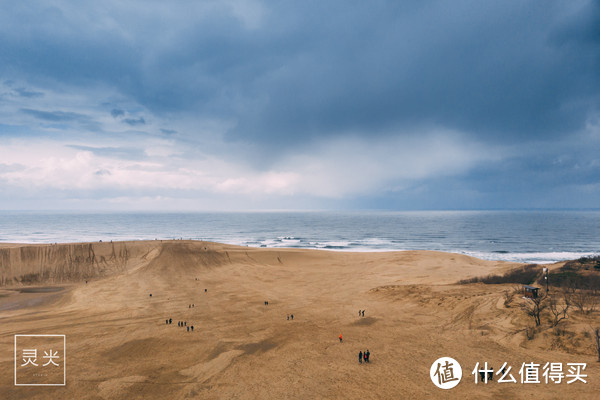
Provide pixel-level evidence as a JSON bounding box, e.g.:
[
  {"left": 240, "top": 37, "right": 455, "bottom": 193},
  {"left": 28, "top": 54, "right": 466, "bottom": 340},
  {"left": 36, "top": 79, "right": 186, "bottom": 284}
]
[{"left": 595, "top": 328, "right": 600, "bottom": 362}]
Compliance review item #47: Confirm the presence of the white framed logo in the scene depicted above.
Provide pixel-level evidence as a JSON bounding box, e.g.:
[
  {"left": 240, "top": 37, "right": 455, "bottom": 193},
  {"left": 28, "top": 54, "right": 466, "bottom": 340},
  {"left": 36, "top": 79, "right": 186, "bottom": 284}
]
[{"left": 14, "top": 334, "right": 66, "bottom": 386}]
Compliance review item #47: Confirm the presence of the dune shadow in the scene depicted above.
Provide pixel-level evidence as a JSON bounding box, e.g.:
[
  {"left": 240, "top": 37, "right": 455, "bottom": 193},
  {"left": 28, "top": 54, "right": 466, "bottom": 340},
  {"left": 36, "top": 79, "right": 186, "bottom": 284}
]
[
  {"left": 352, "top": 317, "right": 378, "bottom": 326},
  {"left": 236, "top": 339, "right": 277, "bottom": 355}
]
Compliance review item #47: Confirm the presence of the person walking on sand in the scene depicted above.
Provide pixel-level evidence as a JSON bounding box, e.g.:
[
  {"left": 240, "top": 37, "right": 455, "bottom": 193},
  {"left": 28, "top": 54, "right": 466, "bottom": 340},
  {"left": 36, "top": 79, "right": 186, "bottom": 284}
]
[
  {"left": 362, "top": 310, "right": 365, "bottom": 317},
  {"left": 358, "top": 310, "right": 361, "bottom": 317},
  {"left": 287, "top": 314, "right": 289, "bottom": 320},
  {"left": 291, "top": 314, "right": 294, "bottom": 320},
  {"left": 363, "top": 351, "right": 367, "bottom": 363},
  {"left": 366, "top": 349, "right": 370, "bottom": 363},
  {"left": 191, "top": 326, "right": 194, "bottom": 332},
  {"left": 339, "top": 334, "right": 343, "bottom": 343},
  {"left": 169, "top": 318, "right": 172, "bottom": 324},
  {"left": 187, "top": 326, "right": 189, "bottom": 332},
  {"left": 359, "top": 351, "right": 363, "bottom": 364}
]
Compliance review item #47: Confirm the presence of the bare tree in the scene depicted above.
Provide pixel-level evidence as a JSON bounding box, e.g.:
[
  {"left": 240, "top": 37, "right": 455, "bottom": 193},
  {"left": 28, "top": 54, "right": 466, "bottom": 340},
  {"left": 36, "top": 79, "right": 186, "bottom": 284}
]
[
  {"left": 571, "top": 289, "right": 589, "bottom": 313},
  {"left": 503, "top": 289, "right": 512, "bottom": 308},
  {"left": 596, "top": 328, "right": 600, "bottom": 362},
  {"left": 549, "top": 295, "right": 570, "bottom": 327},
  {"left": 589, "top": 291, "right": 599, "bottom": 313},
  {"left": 522, "top": 292, "right": 547, "bottom": 326},
  {"left": 570, "top": 288, "right": 599, "bottom": 314}
]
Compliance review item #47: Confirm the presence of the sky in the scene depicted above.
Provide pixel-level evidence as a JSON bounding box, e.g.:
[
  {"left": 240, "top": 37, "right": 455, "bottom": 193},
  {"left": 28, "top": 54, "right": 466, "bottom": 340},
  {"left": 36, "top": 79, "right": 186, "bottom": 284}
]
[{"left": 0, "top": 0, "right": 599, "bottom": 211}]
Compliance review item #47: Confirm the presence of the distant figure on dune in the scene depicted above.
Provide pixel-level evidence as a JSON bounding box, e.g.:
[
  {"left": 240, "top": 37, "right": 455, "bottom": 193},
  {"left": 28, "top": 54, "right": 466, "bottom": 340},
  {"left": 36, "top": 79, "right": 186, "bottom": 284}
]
[
  {"left": 339, "top": 334, "right": 343, "bottom": 343},
  {"left": 187, "top": 326, "right": 189, "bottom": 332},
  {"left": 205, "top": 289, "right": 207, "bottom": 293},
  {"left": 488, "top": 368, "right": 493, "bottom": 381},
  {"left": 166, "top": 319, "right": 168, "bottom": 324},
  {"left": 191, "top": 326, "right": 194, "bottom": 332},
  {"left": 287, "top": 314, "right": 289, "bottom": 320},
  {"left": 358, "top": 310, "right": 361, "bottom": 317},
  {"left": 359, "top": 351, "right": 363, "bottom": 364},
  {"left": 366, "top": 350, "right": 370, "bottom": 363},
  {"left": 291, "top": 314, "right": 294, "bottom": 320},
  {"left": 184, "top": 321, "right": 187, "bottom": 326},
  {"left": 362, "top": 310, "right": 365, "bottom": 317},
  {"left": 169, "top": 318, "right": 172, "bottom": 324},
  {"left": 189, "top": 304, "right": 191, "bottom": 308},
  {"left": 363, "top": 351, "right": 367, "bottom": 363},
  {"left": 178, "top": 321, "right": 181, "bottom": 327},
  {"left": 192, "top": 304, "right": 194, "bottom": 307},
  {"left": 149, "top": 294, "right": 152, "bottom": 297}
]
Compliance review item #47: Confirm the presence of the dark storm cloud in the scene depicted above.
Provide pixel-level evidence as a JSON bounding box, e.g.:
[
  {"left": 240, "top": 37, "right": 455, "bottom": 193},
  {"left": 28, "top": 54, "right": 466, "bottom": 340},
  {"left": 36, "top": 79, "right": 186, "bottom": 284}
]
[
  {"left": 123, "top": 117, "right": 145, "bottom": 126},
  {"left": 12, "top": 87, "right": 44, "bottom": 98},
  {"left": 21, "top": 108, "right": 89, "bottom": 122},
  {"left": 111, "top": 109, "right": 125, "bottom": 118},
  {"left": 1, "top": 0, "right": 597, "bottom": 148},
  {"left": 1, "top": 0, "right": 599, "bottom": 210},
  {"left": 20, "top": 108, "right": 101, "bottom": 131}
]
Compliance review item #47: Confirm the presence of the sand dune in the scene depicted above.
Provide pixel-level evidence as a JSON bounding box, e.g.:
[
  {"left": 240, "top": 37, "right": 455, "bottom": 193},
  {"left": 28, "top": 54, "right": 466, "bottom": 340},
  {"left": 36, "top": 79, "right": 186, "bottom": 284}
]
[{"left": 1, "top": 240, "right": 598, "bottom": 399}]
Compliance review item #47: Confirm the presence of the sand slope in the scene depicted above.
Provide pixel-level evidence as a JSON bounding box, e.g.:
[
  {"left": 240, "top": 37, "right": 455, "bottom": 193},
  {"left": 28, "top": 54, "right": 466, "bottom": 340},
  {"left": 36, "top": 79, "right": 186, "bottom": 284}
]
[{"left": 0, "top": 241, "right": 598, "bottom": 399}]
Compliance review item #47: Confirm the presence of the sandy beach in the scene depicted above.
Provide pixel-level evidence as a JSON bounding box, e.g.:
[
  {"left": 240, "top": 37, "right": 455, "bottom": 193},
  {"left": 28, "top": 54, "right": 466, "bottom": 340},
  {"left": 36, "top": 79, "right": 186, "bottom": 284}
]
[{"left": 0, "top": 240, "right": 598, "bottom": 399}]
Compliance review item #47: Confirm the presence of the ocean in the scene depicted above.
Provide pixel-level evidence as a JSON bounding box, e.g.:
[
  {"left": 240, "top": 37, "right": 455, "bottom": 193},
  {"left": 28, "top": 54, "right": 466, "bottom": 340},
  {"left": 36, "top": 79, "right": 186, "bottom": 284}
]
[{"left": 0, "top": 211, "right": 598, "bottom": 264}]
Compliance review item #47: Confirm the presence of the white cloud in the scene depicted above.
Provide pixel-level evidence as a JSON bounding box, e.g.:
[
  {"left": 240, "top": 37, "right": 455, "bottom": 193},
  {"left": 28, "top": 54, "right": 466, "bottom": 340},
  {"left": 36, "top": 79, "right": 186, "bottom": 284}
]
[{"left": 0, "top": 129, "right": 503, "bottom": 208}]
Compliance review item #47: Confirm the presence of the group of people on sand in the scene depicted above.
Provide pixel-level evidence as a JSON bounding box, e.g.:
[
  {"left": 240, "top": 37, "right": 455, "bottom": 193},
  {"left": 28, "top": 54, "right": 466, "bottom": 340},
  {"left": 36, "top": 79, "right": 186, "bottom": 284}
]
[
  {"left": 286, "top": 314, "right": 294, "bottom": 320},
  {"left": 358, "top": 310, "right": 365, "bottom": 317},
  {"left": 174, "top": 320, "right": 194, "bottom": 332},
  {"left": 358, "top": 350, "right": 370, "bottom": 364},
  {"left": 189, "top": 304, "right": 195, "bottom": 308},
  {"left": 164, "top": 316, "right": 195, "bottom": 332}
]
